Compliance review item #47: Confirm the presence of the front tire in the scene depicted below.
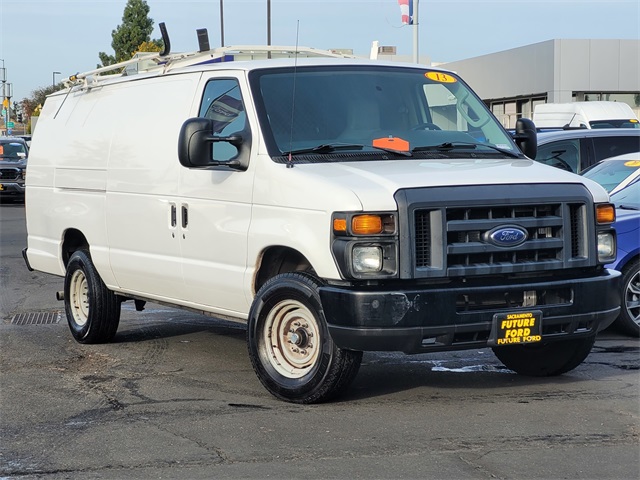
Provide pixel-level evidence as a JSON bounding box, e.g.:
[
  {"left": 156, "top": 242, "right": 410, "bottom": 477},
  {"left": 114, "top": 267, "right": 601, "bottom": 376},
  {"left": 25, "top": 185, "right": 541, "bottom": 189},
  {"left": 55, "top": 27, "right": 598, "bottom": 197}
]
[
  {"left": 614, "top": 259, "right": 640, "bottom": 337},
  {"left": 247, "top": 273, "right": 362, "bottom": 404},
  {"left": 64, "top": 249, "right": 121, "bottom": 344},
  {"left": 492, "top": 335, "right": 596, "bottom": 376}
]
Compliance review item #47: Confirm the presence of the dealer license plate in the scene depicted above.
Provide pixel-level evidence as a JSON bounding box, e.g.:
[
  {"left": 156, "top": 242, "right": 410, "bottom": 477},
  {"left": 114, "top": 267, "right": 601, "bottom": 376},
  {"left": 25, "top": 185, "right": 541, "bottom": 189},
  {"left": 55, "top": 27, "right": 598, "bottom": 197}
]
[{"left": 488, "top": 310, "right": 542, "bottom": 346}]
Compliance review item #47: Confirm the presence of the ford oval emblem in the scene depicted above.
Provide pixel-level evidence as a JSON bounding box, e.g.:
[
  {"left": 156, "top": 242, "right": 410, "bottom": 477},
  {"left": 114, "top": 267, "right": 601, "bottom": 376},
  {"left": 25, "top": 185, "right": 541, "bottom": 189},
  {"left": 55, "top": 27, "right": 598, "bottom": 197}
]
[{"left": 485, "top": 225, "right": 528, "bottom": 247}]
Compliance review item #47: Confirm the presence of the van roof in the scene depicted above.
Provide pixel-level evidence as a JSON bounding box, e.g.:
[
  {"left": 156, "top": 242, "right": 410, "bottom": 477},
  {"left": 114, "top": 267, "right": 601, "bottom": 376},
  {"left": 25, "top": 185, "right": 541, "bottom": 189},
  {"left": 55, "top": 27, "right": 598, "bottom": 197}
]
[
  {"left": 534, "top": 101, "right": 635, "bottom": 118},
  {"left": 58, "top": 51, "right": 453, "bottom": 94},
  {"left": 537, "top": 127, "right": 640, "bottom": 144}
]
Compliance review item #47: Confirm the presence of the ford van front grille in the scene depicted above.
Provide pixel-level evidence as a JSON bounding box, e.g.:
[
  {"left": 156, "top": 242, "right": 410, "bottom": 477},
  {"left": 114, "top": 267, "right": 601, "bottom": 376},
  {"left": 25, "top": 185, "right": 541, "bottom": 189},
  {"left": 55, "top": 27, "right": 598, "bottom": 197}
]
[{"left": 395, "top": 184, "right": 595, "bottom": 279}]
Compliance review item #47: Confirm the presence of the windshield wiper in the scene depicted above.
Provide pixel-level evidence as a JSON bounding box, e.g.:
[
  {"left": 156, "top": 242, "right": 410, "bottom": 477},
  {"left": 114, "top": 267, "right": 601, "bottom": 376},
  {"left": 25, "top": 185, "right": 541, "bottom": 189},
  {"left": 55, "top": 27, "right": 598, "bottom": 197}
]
[
  {"left": 412, "top": 141, "right": 521, "bottom": 158},
  {"left": 282, "top": 142, "right": 412, "bottom": 157},
  {"left": 282, "top": 143, "right": 365, "bottom": 156},
  {"left": 618, "top": 204, "right": 640, "bottom": 211}
]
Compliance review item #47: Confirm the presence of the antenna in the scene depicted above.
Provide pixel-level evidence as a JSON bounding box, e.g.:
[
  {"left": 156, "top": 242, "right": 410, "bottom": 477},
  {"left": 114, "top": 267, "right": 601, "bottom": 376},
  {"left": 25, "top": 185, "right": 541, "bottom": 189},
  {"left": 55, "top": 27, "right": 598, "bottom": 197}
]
[{"left": 286, "top": 21, "right": 300, "bottom": 169}]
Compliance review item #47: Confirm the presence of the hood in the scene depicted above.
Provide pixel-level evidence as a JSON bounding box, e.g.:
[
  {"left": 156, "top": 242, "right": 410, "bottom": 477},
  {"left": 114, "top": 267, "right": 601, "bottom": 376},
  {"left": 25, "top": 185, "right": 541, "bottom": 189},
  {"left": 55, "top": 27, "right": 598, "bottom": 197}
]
[
  {"left": 281, "top": 157, "right": 610, "bottom": 211},
  {"left": 614, "top": 207, "right": 640, "bottom": 234}
]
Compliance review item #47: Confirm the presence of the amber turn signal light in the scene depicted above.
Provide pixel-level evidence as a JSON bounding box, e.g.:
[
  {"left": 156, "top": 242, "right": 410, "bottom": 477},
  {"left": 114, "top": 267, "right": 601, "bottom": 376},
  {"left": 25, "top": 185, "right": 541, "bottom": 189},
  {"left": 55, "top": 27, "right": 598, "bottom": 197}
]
[
  {"left": 352, "top": 215, "right": 383, "bottom": 235},
  {"left": 333, "top": 218, "right": 348, "bottom": 233},
  {"left": 596, "top": 204, "right": 615, "bottom": 224}
]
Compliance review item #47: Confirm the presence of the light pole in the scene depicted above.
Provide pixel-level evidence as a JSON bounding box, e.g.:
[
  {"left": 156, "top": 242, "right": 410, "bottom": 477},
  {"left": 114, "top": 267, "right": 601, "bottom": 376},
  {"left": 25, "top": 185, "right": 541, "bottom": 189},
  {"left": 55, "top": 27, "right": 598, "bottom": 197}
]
[
  {"left": 53, "top": 71, "right": 61, "bottom": 88},
  {"left": 219, "top": 1, "right": 224, "bottom": 47}
]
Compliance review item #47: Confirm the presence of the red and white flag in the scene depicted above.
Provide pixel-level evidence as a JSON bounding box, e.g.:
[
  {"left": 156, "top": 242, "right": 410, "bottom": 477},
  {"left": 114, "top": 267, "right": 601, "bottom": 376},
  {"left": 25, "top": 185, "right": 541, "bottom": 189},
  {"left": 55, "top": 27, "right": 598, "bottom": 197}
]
[{"left": 398, "top": 0, "right": 413, "bottom": 25}]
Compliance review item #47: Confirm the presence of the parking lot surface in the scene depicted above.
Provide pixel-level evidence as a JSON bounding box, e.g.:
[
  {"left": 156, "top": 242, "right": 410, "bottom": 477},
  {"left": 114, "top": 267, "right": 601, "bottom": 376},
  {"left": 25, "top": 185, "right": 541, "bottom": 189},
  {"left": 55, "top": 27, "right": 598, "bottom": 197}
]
[{"left": 1, "top": 203, "right": 639, "bottom": 479}]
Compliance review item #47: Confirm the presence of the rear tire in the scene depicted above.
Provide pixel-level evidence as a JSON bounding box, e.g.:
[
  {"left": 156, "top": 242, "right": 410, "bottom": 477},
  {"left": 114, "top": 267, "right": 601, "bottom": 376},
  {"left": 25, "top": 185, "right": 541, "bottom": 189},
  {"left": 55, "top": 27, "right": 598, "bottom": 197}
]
[
  {"left": 492, "top": 335, "right": 596, "bottom": 376},
  {"left": 64, "top": 249, "right": 121, "bottom": 344},
  {"left": 614, "top": 259, "right": 640, "bottom": 337},
  {"left": 247, "top": 272, "right": 362, "bottom": 403}
]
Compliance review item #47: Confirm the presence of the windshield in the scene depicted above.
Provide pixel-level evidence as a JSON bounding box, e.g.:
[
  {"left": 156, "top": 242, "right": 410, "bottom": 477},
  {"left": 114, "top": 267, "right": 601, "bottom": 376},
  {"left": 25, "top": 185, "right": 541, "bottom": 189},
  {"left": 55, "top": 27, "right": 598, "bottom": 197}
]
[
  {"left": 581, "top": 159, "right": 640, "bottom": 192},
  {"left": 251, "top": 65, "right": 518, "bottom": 159},
  {"left": 0, "top": 142, "right": 27, "bottom": 160},
  {"left": 590, "top": 119, "right": 640, "bottom": 129}
]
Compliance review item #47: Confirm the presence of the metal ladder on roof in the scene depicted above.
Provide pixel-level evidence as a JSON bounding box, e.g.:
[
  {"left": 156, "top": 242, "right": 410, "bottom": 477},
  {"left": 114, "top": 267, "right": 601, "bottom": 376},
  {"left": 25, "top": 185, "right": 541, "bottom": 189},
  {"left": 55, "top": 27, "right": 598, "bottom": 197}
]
[{"left": 66, "top": 23, "right": 355, "bottom": 89}]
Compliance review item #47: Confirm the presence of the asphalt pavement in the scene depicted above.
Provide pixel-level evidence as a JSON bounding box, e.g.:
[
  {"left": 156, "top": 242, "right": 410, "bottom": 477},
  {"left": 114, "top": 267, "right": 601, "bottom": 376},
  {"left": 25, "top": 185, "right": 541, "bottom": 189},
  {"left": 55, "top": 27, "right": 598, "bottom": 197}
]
[{"left": 1, "top": 201, "right": 639, "bottom": 479}]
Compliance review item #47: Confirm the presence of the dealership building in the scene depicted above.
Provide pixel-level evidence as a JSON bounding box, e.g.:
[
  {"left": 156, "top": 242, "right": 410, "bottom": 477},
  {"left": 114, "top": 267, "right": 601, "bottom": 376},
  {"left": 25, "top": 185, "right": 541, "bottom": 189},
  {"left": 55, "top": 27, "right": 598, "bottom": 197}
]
[{"left": 433, "top": 39, "right": 640, "bottom": 128}]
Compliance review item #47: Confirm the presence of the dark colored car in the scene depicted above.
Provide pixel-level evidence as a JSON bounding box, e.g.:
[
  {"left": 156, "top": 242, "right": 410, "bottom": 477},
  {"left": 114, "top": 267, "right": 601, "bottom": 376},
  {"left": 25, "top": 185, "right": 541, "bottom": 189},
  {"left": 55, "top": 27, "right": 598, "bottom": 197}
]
[
  {"left": 607, "top": 183, "right": 640, "bottom": 336},
  {"left": 534, "top": 128, "right": 640, "bottom": 173},
  {"left": 0, "top": 137, "right": 29, "bottom": 202}
]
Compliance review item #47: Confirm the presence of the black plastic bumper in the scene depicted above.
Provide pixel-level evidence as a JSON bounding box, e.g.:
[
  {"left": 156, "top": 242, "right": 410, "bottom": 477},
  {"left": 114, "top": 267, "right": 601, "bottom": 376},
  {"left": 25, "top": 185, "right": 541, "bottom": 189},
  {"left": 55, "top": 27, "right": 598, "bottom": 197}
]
[
  {"left": 320, "top": 269, "right": 621, "bottom": 354},
  {"left": 0, "top": 182, "right": 25, "bottom": 196}
]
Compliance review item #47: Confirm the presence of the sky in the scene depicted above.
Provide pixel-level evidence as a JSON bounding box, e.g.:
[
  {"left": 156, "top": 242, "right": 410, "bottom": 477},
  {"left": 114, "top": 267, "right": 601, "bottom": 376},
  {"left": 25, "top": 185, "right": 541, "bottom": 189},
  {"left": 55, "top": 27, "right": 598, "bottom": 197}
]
[{"left": 0, "top": 0, "right": 639, "bottom": 103}]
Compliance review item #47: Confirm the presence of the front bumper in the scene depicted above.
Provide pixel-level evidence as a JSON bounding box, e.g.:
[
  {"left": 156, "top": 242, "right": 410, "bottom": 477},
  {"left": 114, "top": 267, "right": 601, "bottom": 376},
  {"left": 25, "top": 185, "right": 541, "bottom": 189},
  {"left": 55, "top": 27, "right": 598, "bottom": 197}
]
[
  {"left": 320, "top": 269, "right": 621, "bottom": 353},
  {"left": 0, "top": 182, "right": 25, "bottom": 196}
]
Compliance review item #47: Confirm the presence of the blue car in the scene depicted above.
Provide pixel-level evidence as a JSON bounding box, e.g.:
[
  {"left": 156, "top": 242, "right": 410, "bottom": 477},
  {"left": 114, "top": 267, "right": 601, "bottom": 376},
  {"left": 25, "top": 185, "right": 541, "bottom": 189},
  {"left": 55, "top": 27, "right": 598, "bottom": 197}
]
[{"left": 607, "top": 182, "right": 640, "bottom": 336}]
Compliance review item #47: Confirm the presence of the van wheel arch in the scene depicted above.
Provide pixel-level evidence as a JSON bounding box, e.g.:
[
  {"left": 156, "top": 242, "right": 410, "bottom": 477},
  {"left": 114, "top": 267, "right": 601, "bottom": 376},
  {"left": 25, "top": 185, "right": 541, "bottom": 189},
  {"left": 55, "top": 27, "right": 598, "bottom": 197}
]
[
  {"left": 255, "top": 247, "right": 313, "bottom": 293},
  {"left": 61, "top": 229, "right": 89, "bottom": 267}
]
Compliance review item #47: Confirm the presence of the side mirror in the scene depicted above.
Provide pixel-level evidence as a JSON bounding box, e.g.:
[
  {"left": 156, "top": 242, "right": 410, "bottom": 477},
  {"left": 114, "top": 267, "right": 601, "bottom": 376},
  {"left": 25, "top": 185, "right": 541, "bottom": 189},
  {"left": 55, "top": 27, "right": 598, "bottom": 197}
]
[
  {"left": 177, "top": 117, "right": 248, "bottom": 170},
  {"left": 512, "top": 118, "right": 537, "bottom": 159}
]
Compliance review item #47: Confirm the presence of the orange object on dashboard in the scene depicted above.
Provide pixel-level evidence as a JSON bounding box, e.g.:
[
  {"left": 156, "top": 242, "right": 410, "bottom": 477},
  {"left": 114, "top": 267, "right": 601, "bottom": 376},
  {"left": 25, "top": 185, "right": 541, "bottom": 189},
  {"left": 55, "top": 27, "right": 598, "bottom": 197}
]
[{"left": 373, "top": 136, "right": 409, "bottom": 152}]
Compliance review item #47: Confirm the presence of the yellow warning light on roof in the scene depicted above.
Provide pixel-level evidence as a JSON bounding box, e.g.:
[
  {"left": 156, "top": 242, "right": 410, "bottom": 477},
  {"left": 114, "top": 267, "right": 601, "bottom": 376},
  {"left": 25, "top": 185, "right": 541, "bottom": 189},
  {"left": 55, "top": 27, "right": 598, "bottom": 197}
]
[
  {"left": 630, "top": 119, "right": 638, "bottom": 123},
  {"left": 425, "top": 72, "right": 457, "bottom": 83}
]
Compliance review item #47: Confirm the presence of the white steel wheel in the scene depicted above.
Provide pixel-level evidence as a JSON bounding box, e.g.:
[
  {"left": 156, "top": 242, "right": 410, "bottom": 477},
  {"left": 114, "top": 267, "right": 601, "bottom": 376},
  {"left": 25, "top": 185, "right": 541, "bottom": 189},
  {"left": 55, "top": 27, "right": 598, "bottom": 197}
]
[
  {"left": 68, "top": 269, "right": 90, "bottom": 327},
  {"left": 263, "top": 299, "right": 321, "bottom": 379},
  {"left": 247, "top": 272, "right": 362, "bottom": 404}
]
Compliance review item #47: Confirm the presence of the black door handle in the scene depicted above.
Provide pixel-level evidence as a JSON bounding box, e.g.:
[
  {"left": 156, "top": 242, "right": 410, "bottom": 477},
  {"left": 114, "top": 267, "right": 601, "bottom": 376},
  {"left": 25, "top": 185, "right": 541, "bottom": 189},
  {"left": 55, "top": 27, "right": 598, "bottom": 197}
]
[{"left": 181, "top": 204, "right": 188, "bottom": 228}]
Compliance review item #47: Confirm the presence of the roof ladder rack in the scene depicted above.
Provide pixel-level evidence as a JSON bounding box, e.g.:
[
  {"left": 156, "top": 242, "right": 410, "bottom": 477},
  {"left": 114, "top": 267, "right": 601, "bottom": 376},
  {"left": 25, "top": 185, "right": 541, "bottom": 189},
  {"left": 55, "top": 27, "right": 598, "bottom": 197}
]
[{"left": 65, "top": 22, "right": 355, "bottom": 90}]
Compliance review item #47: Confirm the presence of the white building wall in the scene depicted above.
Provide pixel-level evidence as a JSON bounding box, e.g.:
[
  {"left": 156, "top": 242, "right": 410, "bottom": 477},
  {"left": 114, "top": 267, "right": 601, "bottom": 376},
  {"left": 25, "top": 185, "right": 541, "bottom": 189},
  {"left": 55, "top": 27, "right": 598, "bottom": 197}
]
[{"left": 439, "top": 39, "right": 640, "bottom": 127}]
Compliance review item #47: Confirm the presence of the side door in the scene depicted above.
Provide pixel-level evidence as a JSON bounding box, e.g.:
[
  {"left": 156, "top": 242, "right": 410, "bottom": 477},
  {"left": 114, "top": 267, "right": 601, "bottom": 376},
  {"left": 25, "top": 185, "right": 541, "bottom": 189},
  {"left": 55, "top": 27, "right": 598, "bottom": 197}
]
[
  {"left": 177, "top": 74, "right": 256, "bottom": 316},
  {"left": 106, "top": 75, "right": 199, "bottom": 300}
]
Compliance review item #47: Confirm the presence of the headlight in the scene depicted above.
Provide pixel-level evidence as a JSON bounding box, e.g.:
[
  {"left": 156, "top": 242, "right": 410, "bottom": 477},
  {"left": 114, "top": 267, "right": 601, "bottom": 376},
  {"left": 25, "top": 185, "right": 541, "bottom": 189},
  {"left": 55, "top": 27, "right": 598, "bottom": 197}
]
[
  {"left": 353, "top": 246, "right": 382, "bottom": 273},
  {"left": 597, "top": 232, "right": 616, "bottom": 262},
  {"left": 332, "top": 212, "right": 398, "bottom": 279}
]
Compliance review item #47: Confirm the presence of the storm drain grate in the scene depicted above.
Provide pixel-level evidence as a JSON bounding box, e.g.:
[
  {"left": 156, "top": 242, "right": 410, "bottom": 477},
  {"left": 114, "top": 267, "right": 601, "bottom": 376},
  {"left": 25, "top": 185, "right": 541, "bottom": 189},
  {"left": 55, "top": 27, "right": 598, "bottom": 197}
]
[{"left": 11, "top": 311, "right": 62, "bottom": 325}]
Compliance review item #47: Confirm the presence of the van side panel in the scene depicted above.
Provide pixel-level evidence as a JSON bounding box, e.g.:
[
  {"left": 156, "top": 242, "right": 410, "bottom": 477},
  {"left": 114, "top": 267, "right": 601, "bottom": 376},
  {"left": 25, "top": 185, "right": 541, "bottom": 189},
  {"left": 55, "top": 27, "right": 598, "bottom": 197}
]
[
  {"left": 25, "top": 89, "right": 115, "bottom": 280},
  {"left": 105, "top": 75, "right": 199, "bottom": 300}
]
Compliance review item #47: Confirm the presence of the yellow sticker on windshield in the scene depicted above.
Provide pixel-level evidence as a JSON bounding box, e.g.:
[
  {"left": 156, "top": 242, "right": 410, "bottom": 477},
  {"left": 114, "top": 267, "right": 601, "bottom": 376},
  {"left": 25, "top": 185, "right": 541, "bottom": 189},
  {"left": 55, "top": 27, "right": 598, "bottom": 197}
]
[
  {"left": 425, "top": 72, "right": 457, "bottom": 83},
  {"left": 623, "top": 160, "right": 640, "bottom": 167}
]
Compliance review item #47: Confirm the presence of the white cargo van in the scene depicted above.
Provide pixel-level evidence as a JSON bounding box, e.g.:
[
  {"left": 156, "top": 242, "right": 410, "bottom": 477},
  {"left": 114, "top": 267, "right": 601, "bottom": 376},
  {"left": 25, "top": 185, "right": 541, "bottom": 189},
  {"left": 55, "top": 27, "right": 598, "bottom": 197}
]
[
  {"left": 533, "top": 101, "right": 639, "bottom": 129},
  {"left": 24, "top": 34, "right": 621, "bottom": 403}
]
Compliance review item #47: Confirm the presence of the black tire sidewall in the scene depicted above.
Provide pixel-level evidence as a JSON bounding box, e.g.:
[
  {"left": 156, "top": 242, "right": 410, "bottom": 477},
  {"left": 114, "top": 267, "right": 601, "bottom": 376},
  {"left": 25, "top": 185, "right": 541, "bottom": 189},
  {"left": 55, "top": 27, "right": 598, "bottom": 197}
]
[
  {"left": 64, "top": 251, "right": 93, "bottom": 340},
  {"left": 247, "top": 273, "right": 336, "bottom": 401},
  {"left": 492, "top": 335, "right": 596, "bottom": 377},
  {"left": 616, "top": 259, "right": 640, "bottom": 337},
  {"left": 64, "top": 250, "right": 119, "bottom": 343}
]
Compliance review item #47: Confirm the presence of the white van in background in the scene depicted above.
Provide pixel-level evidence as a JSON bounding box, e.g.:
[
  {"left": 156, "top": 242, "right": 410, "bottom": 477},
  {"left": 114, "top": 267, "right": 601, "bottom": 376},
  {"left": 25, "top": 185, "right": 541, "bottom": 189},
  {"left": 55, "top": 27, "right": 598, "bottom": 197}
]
[{"left": 533, "top": 101, "right": 639, "bottom": 129}]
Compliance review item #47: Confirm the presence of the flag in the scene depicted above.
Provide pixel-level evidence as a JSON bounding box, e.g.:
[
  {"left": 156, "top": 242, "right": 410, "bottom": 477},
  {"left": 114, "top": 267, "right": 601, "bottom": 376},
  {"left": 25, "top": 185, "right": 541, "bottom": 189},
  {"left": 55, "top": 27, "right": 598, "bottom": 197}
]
[{"left": 398, "top": 0, "right": 413, "bottom": 25}]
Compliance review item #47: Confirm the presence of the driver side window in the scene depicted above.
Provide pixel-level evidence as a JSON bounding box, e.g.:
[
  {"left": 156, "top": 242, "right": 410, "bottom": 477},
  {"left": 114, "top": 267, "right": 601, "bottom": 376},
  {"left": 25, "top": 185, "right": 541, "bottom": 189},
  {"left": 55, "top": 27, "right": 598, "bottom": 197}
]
[
  {"left": 199, "top": 79, "right": 247, "bottom": 161},
  {"left": 535, "top": 139, "right": 581, "bottom": 173}
]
